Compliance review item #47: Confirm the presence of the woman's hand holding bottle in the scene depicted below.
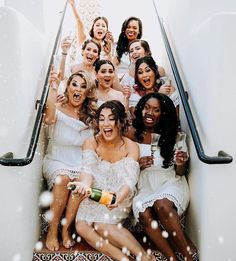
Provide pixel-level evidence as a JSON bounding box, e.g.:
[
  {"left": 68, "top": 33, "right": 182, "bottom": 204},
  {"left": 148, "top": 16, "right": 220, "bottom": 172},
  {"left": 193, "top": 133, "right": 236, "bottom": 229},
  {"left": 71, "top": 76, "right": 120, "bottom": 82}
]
[{"left": 67, "top": 181, "right": 91, "bottom": 198}]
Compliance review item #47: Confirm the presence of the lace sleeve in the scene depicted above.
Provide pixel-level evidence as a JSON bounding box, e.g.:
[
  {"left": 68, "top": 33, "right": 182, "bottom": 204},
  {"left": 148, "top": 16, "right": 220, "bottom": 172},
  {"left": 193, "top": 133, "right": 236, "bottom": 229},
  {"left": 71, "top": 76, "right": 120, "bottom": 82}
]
[
  {"left": 81, "top": 150, "right": 98, "bottom": 176},
  {"left": 122, "top": 157, "right": 140, "bottom": 193}
]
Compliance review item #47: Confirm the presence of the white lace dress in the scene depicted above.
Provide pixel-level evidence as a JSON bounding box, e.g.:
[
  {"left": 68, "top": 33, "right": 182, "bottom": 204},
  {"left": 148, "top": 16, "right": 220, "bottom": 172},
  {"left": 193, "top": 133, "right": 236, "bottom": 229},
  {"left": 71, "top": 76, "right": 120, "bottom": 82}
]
[
  {"left": 43, "top": 110, "right": 93, "bottom": 189},
  {"left": 133, "top": 144, "right": 190, "bottom": 221},
  {"left": 76, "top": 150, "right": 140, "bottom": 224}
]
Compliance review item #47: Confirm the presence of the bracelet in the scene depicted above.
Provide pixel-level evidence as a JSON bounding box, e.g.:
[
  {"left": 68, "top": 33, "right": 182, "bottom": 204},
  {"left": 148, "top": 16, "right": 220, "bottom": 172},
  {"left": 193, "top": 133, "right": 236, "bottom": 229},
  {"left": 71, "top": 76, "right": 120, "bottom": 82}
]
[{"left": 61, "top": 52, "right": 67, "bottom": 56}]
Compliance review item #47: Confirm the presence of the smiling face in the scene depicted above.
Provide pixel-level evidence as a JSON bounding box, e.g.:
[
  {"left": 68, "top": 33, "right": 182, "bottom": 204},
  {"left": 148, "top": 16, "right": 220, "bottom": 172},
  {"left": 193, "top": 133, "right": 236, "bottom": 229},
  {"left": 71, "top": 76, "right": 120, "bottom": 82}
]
[
  {"left": 137, "top": 62, "right": 156, "bottom": 90},
  {"left": 93, "top": 18, "right": 108, "bottom": 40},
  {"left": 82, "top": 42, "right": 100, "bottom": 66},
  {"left": 142, "top": 97, "right": 162, "bottom": 128},
  {"left": 96, "top": 63, "right": 115, "bottom": 89},
  {"left": 98, "top": 108, "right": 120, "bottom": 141},
  {"left": 125, "top": 19, "right": 140, "bottom": 42},
  {"left": 129, "top": 41, "right": 147, "bottom": 63},
  {"left": 67, "top": 75, "right": 87, "bottom": 107}
]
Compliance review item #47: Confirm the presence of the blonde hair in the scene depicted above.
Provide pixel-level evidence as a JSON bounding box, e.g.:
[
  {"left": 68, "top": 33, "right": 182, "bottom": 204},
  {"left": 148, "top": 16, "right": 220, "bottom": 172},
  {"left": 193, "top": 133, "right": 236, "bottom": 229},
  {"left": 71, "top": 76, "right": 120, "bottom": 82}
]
[{"left": 65, "top": 71, "right": 97, "bottom": 125}]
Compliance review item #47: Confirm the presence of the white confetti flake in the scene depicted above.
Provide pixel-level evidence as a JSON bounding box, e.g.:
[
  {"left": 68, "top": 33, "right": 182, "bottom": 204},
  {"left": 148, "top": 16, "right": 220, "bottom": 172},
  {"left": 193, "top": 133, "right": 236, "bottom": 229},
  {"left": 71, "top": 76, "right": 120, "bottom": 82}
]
[
  {"left": 34, "top": 241, "right": 43, "bottom": 251},
  {"left": 39, "top": 191, "right": 53, "bottom": 207}
]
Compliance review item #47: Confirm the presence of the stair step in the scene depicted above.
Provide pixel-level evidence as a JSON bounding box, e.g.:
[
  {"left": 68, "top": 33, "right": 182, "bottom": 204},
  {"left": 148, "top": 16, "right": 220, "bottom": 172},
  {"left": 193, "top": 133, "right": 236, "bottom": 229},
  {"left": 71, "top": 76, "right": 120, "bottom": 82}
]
[{"left": 33, "top": 238, "right": 168, "bottom": 261}]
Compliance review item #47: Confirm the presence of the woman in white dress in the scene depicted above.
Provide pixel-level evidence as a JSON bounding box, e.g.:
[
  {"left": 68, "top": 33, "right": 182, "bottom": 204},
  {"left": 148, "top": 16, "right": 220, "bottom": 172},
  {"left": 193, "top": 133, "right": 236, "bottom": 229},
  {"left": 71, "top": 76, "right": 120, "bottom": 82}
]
[
  {"left": 126, "top": 93, "right": 197, "bottom": 261},
  {"left": 94, "top": 59, "right": 130, "bottom": 110},
  {"left": 113, "top": 16, "right": 143, "bottom": 78},
  {"left": 68, "top": 100, "right": 155, "bottom": 261},
  {"left": 43, "top": 70, "right": 97, "bottom": 250},
  {"left": 120, "top": 39, "right": 166, "bottom": 87},
  {"left": 68, "top": 0, "right": 114, "bottom": 60},
  {"left": 129, "top": 56, "right": 180, "bottom": 119}
]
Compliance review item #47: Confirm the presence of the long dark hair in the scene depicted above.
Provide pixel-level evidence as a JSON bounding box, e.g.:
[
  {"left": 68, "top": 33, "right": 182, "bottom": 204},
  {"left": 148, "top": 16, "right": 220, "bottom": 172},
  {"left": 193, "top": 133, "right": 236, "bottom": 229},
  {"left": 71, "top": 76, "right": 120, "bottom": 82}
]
[
  {"left": 89, "top": 16, "right": 109, "bottom": 39},
  {"left": 133, "top": 93, "right": 178, "bottom": 168},
  {"left": 65, "top": 71, "right": 97, "bottom": 125},
  {"left": 94, "top": 100, "right": 128, "bottom": 136},
  {"left": 116, "top": 17, "right": 143, "bottom": 63},
  {"left": 134, "top": 56, "right": 162, "bottom": 96}
]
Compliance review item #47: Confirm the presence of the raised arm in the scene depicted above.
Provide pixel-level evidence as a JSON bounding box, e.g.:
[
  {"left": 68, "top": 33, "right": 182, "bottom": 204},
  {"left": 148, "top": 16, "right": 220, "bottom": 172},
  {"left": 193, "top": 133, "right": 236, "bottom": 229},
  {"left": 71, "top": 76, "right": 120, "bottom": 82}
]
[
  {"left": 44, "top": 68, "right": 59, "bottom": 125},
  {"left": 68, "top": 0, "right": 86, "bottom": 46}
]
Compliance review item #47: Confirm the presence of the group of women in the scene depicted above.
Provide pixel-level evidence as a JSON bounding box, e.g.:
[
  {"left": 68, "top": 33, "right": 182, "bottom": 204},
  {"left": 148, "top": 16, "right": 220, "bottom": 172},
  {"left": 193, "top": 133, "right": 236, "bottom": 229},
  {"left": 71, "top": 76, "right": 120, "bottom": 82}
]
[{"left": 41, "top": 1, "right": 198, "bottom": 260}]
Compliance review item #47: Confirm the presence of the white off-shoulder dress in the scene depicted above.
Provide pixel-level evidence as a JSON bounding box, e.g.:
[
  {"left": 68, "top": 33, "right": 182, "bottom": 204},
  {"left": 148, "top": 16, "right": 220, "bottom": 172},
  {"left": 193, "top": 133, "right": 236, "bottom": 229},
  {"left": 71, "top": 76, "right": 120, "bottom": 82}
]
[
  {"left": 76, "top": 150, "right": 140, "bottom": 224},
  {"left": 43, "top": 110, "right": 93, "bottom": 189},
  {"left": 133, "top": 144, "right": 190, "bottom": 221}
]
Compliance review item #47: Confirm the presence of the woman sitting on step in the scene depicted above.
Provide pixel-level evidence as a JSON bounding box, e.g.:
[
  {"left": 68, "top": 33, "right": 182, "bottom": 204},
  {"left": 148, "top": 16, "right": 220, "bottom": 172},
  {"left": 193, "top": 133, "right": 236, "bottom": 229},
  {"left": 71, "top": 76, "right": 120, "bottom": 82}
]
[
  {"left": 68, "top": 100, "right": 155, "bottom": 261},
  {"left": 43, "top": 69, "right": 96, "bottom": 250},
  {"left": 126, "top": 93, "right": 198, "bottom": 261}
]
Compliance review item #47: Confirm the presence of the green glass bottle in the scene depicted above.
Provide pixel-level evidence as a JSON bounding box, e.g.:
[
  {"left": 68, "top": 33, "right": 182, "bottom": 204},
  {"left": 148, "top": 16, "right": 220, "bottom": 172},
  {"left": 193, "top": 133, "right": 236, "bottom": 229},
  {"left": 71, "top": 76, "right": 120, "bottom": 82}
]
[
  {"left": 88, "top": 188, "right": 116, "bottom": 205},
  {"left": 68, "top": 185, "right": 116, "bottom": 205}
]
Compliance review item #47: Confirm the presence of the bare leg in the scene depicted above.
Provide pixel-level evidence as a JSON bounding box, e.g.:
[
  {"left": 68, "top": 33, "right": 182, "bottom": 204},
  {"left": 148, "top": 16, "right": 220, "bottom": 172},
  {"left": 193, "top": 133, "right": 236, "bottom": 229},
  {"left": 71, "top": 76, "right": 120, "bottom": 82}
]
[
  {"left": 46, "top": 175, "right": 70, "bottom": 251},
  {"left": 154, "top": 199, "right": 194, "bottom": 261},
  {"left": 76, "top": 221, "right": 130, "bottom": 260},
  {"left": 95, "top": 222, "right": 155, "bottom": 261},
  {"left": 139, "top": 208, "right": 177, "bottom": 261},
  {"left": 62, "top": 191, "right": 83, "bottom": 248}
]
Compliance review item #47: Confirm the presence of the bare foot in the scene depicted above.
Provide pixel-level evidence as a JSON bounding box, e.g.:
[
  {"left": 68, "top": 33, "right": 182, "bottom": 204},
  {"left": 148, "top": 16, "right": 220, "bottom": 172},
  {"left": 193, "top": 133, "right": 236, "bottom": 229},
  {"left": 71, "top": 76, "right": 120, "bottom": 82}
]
[
  {"left": 46, "top": 229, "right": 59, "bottom": 251},
  {"left": 62, "top": 229, "right": 75, "bottom": 249}
]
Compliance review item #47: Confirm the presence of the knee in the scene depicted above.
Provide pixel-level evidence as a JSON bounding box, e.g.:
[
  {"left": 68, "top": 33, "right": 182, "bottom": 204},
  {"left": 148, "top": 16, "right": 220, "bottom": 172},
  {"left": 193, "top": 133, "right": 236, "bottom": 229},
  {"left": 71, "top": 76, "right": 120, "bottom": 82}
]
[
  {"left": 139, "top": 211, "right": 153, "bottom": 228},
  {"left": 154, "top": 199, "right": 174, "bottom": 217},
  {"left": 95, "top": 223, "right": 109, "bottom": 237},
  {"left": 56, "top": 175, "right": 70, "bottom": 186},
  {"left": 76, "top": 221, "right": 88, "bottom": 237}
]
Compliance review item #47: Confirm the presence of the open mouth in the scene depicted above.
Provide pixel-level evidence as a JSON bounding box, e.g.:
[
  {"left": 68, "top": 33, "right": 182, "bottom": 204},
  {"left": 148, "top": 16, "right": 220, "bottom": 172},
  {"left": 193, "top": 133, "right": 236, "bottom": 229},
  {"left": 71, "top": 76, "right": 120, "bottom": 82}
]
[
  {"left": 103, "top": 128, "right": 113, "bottom": 137},
  {"left": 142, "top": 78, "right": 151, "bottom": 86},
  {"left": 104, "top": 78, "right": 111, "bottom": 85},
  {"left": 132, "top": 54, "right": 140, "bottom": 61},
  {"left": 73, "top": 92, "right": 81, "bottom": 101},
  {"left": 96, "top": 31, "right": 105, "bottom": 38},
  {"left": 127, "top": 32, "right": 136, "bottom": 38},
  {"left": 86, "top": 56, "right": 94, "bottom": 62},
  {"left": 144, "top": 116, "right": 154, "bottom": 124}
]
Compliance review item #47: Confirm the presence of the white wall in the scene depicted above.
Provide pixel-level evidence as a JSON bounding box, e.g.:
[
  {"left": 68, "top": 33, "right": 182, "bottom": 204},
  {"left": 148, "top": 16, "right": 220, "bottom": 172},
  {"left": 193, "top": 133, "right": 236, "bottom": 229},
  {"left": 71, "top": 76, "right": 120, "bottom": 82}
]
[
  {"left": 155, "top": 0, "right": 236, "bottom": 260},
  {"left": 0, "top": 1, "right": 64, "bottom": 260}
]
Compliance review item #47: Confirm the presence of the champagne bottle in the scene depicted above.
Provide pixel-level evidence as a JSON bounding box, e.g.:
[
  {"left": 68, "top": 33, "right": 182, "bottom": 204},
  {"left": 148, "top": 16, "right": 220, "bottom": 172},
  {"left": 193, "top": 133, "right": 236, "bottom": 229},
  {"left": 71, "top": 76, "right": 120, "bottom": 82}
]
[
  {"left": 68, "top": 184, "right": 116, "bottom": 205},
  {"left": 88, "top": 188, "right": 116, "bottom": 205}
]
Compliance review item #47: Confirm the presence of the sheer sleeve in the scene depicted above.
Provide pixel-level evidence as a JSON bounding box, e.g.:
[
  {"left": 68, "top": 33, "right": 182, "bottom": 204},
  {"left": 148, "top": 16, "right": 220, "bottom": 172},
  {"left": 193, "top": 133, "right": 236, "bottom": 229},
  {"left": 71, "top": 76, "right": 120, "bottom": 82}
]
[
  {"left": 122, "top": 157, "right": 140, "bottom": 194},
  {"left": 81, "top": 150, "right": 98, "bottom": 176}
]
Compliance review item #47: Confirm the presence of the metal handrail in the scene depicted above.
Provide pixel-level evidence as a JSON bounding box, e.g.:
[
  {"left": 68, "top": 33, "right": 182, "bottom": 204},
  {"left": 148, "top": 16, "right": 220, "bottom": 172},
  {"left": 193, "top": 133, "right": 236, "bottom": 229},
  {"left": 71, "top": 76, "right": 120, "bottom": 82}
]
[
  {"left": 152, "top": 0, "right": 233, "bottom": 164},
  {"left": 0, "top": 1, "right": 68, "bottom": 166}
]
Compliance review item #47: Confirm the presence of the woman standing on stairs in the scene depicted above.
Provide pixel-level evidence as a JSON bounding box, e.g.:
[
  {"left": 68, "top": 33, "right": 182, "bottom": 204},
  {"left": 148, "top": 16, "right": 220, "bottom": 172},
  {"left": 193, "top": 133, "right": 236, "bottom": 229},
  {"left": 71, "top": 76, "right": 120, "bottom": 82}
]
[
  {"left": 43, "top": 69, "right": 97, "bottom": 251},
  {"left": 68, "top": 100, "right": 155, "bottom": 261}
]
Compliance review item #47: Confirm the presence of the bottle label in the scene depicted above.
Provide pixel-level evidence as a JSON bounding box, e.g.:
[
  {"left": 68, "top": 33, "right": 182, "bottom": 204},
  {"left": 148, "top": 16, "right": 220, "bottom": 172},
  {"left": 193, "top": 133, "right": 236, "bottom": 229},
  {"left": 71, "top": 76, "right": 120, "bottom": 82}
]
[{"left": 99, "top": 191, "right": 114, "bottom": 205}]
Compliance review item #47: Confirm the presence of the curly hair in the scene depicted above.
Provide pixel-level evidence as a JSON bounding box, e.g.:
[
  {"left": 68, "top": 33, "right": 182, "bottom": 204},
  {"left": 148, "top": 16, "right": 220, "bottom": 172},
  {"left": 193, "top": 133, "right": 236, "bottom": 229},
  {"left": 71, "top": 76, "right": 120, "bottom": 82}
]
[
  {"left": 116, "top": 17, "right": 143, "bottom": 63},
  {"left": 65, "top": 71, "right": 97, "bottom": 125},
  {"left": 133, "top": 56, "right": 162, "bottom": 96},
  {"left": 93, "top": 100, "right": 128, "bottom": 137},
  {"left": 133, "top": 93, "right": 178, "bottom": 168}
]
